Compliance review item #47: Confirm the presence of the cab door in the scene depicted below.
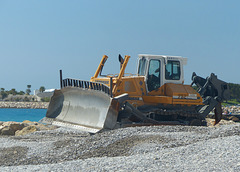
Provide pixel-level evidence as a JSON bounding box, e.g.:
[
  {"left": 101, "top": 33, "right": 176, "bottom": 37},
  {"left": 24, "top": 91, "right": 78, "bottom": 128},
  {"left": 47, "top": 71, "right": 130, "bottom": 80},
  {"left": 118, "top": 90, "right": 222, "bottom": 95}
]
[{"left": 147, "top": 59, "right": 161, "bottom": 92}]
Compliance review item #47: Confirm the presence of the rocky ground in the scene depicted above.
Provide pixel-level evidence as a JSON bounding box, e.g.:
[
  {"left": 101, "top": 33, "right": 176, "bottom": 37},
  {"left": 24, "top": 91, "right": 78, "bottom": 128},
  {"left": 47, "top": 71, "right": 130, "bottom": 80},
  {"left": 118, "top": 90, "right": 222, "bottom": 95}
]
[
  {"left": 0, "top": 119, "right": 239, "bottom": 171},
  {"left": 223, "top": 105, "right": 240, "bottom": 115},
  {"left": 0, "top": 121, "right": 57, "bottom": 136}
]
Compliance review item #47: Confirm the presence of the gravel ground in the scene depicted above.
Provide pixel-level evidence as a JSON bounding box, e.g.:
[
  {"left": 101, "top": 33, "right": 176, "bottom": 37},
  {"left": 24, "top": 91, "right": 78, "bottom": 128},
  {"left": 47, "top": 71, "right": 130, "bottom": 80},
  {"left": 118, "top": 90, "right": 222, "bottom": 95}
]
[{"left": 0, "top": 122, "right": 239, "bottom": 171}]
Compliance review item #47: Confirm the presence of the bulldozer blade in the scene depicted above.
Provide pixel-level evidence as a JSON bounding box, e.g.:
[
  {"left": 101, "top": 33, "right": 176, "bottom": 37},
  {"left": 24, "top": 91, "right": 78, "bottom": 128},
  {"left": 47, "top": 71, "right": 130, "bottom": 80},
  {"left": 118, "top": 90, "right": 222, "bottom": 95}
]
[
  {"left": 41, "top": 87, "right": 119, "bottom": 133},
  {"left": 214, "top": 102, "right": 222, "bottom": 125}
]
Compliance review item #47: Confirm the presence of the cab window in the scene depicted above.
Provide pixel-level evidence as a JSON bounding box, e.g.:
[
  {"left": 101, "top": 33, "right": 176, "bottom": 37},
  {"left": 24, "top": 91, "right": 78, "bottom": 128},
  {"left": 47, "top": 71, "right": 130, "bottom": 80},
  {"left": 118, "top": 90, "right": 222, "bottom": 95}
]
[{"left": 165, "top": 61, "right": 180, "bottom": 80}]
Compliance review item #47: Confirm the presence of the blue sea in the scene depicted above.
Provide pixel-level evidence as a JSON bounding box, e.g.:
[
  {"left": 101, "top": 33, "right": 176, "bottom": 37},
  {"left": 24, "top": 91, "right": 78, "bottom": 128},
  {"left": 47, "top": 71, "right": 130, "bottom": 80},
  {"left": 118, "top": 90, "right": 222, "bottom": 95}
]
[{"left": 0, "top": 108, "right": 47, "bottom": 122}]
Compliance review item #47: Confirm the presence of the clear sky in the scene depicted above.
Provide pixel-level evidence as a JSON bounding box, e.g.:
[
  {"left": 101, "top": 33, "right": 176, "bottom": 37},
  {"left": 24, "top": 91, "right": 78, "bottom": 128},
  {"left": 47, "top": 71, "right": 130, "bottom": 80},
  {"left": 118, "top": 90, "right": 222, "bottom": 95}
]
[{"left": 0, "top": 0, "right": 239, "bottom": 92}]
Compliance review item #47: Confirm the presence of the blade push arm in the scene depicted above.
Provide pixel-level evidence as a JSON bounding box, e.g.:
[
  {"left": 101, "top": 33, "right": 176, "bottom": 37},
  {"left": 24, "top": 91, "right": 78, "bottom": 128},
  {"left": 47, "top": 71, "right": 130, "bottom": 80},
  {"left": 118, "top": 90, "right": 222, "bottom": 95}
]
[
  {"left": 112, "top": 55, "right": 130, "bottom": 94},
  {"left": 92, "top": 55, "right": 108, "bottom": 79}
]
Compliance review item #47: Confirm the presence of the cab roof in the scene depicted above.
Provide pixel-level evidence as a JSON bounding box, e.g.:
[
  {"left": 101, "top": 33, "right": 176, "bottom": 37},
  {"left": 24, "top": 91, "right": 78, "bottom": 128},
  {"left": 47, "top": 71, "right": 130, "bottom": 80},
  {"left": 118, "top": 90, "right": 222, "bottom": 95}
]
[{"left": 138, "top": 54, "right": 187, "bottom": 65}]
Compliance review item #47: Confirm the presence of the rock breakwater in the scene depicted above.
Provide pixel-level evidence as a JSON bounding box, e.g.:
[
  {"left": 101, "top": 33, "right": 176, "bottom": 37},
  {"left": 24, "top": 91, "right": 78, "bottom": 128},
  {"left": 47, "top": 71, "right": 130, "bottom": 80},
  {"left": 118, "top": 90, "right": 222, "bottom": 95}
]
[{"left": 0, "top": 101, "right": 49, "bottom": 109}]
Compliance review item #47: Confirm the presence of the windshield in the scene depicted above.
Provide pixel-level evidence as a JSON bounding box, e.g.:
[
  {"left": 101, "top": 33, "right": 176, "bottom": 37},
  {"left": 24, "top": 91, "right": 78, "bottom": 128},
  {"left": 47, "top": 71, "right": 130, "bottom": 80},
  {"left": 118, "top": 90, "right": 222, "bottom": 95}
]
[{"left": 138, "top": 57, "right": 146, "bottom": 76}]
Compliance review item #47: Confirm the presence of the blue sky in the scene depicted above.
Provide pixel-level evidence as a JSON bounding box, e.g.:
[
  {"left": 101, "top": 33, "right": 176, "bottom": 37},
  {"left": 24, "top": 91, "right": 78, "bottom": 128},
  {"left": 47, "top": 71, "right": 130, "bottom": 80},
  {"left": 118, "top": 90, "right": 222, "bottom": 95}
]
[{"left": 0, "top": 0, "right": 239, "bottom": 92}]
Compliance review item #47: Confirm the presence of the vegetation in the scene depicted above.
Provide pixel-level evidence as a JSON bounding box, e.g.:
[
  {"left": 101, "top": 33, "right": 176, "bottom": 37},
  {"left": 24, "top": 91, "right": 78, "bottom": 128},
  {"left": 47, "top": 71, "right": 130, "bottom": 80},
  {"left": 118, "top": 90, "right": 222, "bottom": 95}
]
[
  {"left": 1, "top": 88, "right": 25, "bottom": 99},
  {"left": 41, "top": 97, "right": 50, "bottom": 102},
  {"left": 0, "top": 85, "right": 50, "bottom": 102},
  {"left": 222, "top": 83, "right": 240, "bottom": 105},
  {"left": 26, "top": 85, "right": 31, "bottom": 95},
  {"left": 39, "top": 86, "right": 45, "bottom": 93},
  {"left": 1, "top": 88, "right": 7, "bottom": 99},
  {"left": 228, "top": 83, "right": 240, "bottom": 101},
  {"left": 222, "top": 99, "right": 240, "bottom": 106}
]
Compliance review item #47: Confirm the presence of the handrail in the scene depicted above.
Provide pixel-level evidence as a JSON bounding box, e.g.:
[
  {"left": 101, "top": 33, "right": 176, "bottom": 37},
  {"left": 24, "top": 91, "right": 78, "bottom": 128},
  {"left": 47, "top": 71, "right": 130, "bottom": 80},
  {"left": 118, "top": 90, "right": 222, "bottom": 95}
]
[{"left": 61, "top": 78, "right": 112, "bottom": 96}]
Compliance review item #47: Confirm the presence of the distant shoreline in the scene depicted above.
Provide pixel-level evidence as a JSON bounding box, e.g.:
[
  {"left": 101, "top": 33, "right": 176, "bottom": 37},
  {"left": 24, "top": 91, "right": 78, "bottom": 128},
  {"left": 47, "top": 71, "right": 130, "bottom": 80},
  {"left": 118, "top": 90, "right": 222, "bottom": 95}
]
[{"left": 0, "top": 101, "right": 49, "bottom": 109}]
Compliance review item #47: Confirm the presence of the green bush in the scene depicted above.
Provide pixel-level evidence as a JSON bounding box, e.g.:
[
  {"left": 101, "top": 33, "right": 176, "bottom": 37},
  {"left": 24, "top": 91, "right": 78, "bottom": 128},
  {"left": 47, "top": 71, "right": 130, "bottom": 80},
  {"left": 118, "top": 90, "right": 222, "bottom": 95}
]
[
  {"left": 24, "top": 96, "right": 30, "bottom": 102},
  {"left": 41, "top": 97, "right": 50, "bottom": 102}
]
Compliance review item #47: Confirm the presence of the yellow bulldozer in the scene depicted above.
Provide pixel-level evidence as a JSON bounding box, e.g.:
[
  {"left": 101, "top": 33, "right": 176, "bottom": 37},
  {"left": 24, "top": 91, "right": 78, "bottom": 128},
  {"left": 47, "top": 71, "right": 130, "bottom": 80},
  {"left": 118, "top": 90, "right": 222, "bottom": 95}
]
[{"left": 41, "top": 54, "right": 230, "bottom": 133}]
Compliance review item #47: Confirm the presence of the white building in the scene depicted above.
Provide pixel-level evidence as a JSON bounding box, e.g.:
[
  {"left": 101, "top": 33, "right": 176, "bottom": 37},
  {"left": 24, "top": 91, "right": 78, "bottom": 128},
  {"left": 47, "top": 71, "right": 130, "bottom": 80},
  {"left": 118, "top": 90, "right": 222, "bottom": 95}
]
[{"left": 34, "top": 89, "right": 55, "bottom": 101}]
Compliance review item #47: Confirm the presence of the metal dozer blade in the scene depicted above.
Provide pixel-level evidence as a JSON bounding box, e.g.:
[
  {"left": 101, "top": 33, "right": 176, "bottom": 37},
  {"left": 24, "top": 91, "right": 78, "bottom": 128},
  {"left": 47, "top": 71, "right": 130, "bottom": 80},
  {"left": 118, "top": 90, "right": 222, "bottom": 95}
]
[{"left": 41, "top": 80, "right": 119, "bottom": 133}]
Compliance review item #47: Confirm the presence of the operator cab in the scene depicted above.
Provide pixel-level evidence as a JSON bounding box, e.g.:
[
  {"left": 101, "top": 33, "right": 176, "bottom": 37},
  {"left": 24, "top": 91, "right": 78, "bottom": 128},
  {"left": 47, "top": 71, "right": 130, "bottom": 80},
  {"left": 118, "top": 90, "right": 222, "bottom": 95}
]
[{"left": 137, "top": 54, "right": 187, "bottom": 92}]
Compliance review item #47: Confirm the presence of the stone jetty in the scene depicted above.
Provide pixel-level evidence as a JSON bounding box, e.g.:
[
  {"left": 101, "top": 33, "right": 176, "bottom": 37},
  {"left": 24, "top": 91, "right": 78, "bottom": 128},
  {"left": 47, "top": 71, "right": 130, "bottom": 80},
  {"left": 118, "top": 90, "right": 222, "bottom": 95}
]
[{"left": 0, "top": 101, "right": 49, "bottom": 109}]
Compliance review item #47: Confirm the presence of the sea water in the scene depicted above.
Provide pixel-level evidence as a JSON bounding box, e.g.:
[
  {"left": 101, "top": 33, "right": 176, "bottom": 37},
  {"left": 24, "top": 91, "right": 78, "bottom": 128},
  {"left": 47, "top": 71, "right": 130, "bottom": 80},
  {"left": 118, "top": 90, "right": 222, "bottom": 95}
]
[{"left": 0, "top": 108, "right": 47, "bottom": 122}]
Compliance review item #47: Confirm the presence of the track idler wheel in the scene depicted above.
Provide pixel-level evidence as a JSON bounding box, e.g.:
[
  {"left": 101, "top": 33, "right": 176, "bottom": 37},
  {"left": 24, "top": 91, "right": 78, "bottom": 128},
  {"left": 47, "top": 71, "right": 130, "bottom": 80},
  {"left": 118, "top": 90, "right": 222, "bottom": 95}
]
[
  {"left": 187, "top": 117, "right": 207, "bottom": 126},
  {"left": 189, "top": 118, "right": 202, "bottom": 126}
]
